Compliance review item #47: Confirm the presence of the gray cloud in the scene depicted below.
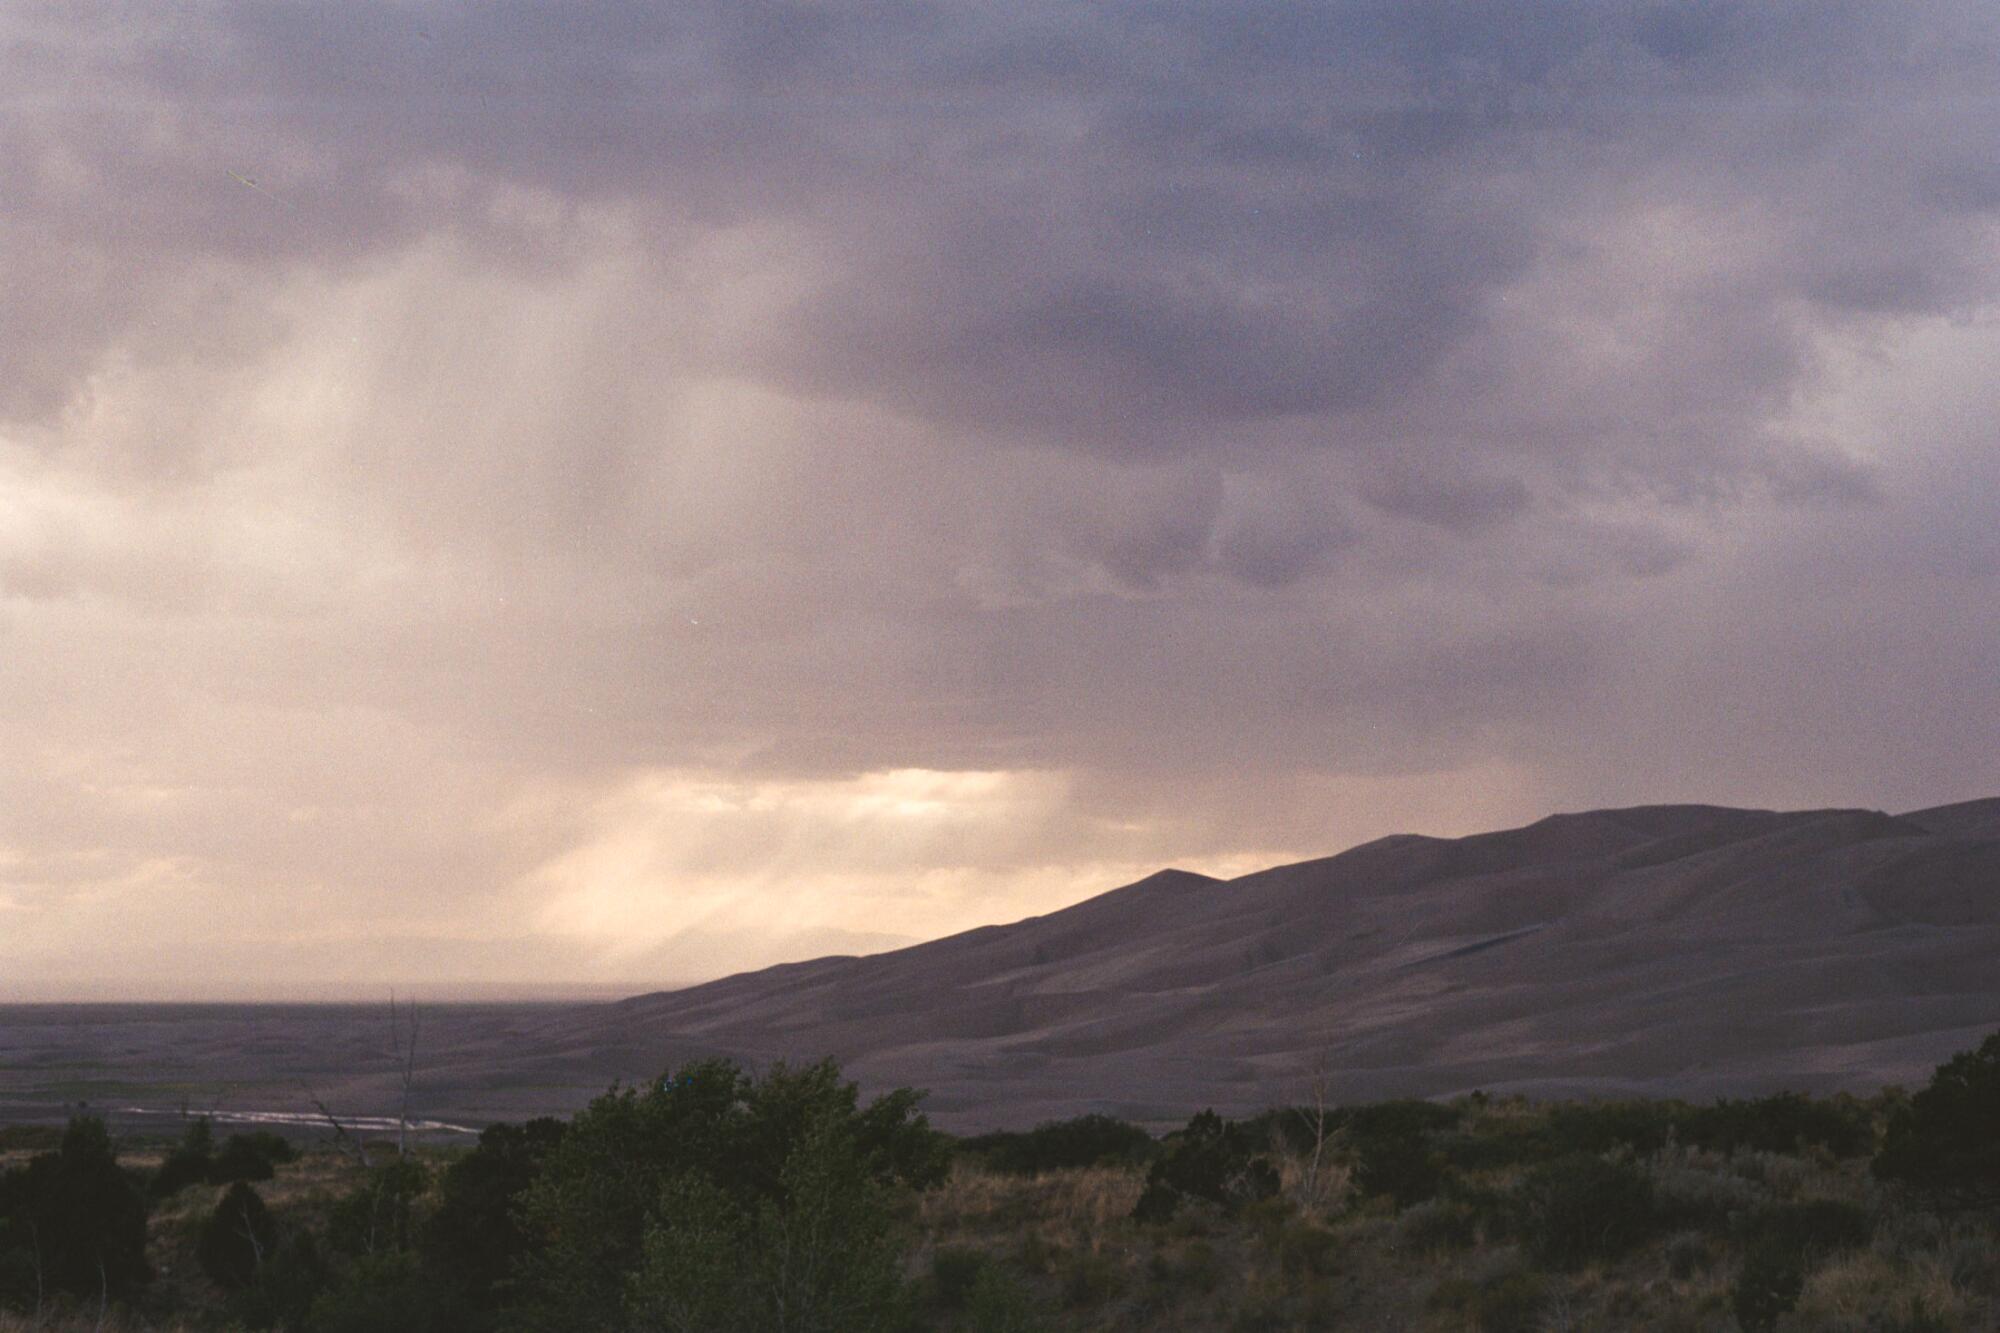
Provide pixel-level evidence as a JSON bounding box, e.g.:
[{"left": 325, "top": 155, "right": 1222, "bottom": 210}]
[{"left": 2, "top": 1, "right": 1998, "bottom": 995}]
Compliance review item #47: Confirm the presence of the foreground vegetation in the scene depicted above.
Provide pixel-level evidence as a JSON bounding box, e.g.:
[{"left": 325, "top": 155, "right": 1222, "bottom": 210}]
[{"left": 1, "top": 1032, "right": 1996, "bottom": 1331}]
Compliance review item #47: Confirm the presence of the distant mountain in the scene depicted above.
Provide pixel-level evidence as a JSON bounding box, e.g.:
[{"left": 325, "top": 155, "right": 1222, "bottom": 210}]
[{"left": 501, "top": 799, "right": 2000, "bottom": 1129}]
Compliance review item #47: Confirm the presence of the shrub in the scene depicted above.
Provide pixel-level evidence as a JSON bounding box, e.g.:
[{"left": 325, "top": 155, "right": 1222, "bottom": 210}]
[
  {"left": 0, "top": 1116, "right": 150, "bottom": 1304},
  {"left": 1515, "top": 1153, "right": 1658, "bottom": 1270},
  {"left": 1398, "top": 1197, "right": 1477, "bottom": 1253},
  {"left": 623, "top": 1108, "right": 914, "bottom": 1333},
  {"left": 306, "top": 1252, "right": 457, "bottom": 1333},
  {"left": 1732, "top": 1237, "right": 1804, "bottom": 1333},
  {"left": 965, "top": 1263, "right": 1047, "bottom": 1333},
  {"left": 1682, "top": 1092, "right": 1873, "bottom": 1158},
  {"left": 1148, "top": 1239, "right": 1224, "bottom": 1294},
  {"left": 513, "top": 1058, "right": 941, "bottom": 1331},
  {"left": 423, "top": 1117, "right": 566, "bottom": 1312},
  {"left": 1663, "top": 1231, "right": 1715, "bottom": 1280},
  {"left": 1752, "top": 1198, "right": 1871, "bottom": 1260},
  {"left": 152, "top": 1117, "right": 219, "bottom": 1197},
  {"left": 1352, "top": 1130, "right": 1443, "bottom": 1207},
  {"left": 212, "top": 1131, "right": 297, "bottom": 1184},
  {"left": 1057, "top": 1248, "right": 1124, "bottom": 1308},
  {"left": 930, "top": 1245, "right": 988, "bottom": 1310},
  {"left": 329, "top": 1157, "right": 430, "bottom": 1257},
  {"left": 229, "top": 1231, "right": 329, "bottom": 1331},
  {"left": 1875, "top": 1029, "right": 2000, "bottom": 1208},
  {"left": 1430, "top": 1270, "right": 1549, "bottom": 1333},
  {"left": 1132, "top": 1111, "right": 1280, "bottom": 1223},
  {"left": 960, "top": 1114, "right": 1154, "bottom": 1175},
  {"left": 198, "top": 1182, "right": 278, "bottom": 1289}
]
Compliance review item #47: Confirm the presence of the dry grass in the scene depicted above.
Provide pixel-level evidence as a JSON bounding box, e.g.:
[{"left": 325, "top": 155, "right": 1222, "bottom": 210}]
[
  {"left": 0, "top": 1312, "right": 203, "bottom": 1332},
  {"left": 918, "top": 1160, "right": 1144, "bottom": 1247},
  {"left": 1793, "top": 1249, "right": 1974, "bottom": 1331}
]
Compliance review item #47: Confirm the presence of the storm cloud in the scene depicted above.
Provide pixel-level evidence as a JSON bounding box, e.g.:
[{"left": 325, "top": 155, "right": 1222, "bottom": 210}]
[{"left": 2, "top": 1, "right": 1997, "bottom": 997}]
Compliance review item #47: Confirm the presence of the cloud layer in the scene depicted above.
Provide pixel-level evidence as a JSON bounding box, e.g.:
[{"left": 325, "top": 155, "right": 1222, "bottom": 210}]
[{"left": 3, "top": 1, "right": 1998, "bottom": 997}]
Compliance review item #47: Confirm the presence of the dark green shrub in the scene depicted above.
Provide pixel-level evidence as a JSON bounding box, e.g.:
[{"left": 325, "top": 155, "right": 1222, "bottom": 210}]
[
  {"left": 965, "top": 1264, "right": 1047, "bottom": 1333},
  {"left": 623, "top": 1109, "right": 914, "bottom": 1333},
  {"left": 931, "top": 1245, "right": 988, "bottom": 1310},
  {"left": 1430, "top": 1270, "right": 1548, "bottom": 1333},
  {"left": 422, "top": 1117, "right": 565, "bottom": 1312},
  {"left": 1876, "top": 1030, "right": 2000, "bottom": 1207},
  {"left": 0, "top": 1116, "right": 150, "bottom": 1303},
  {"left": 1515, "top": 1153, "right": 1657, "bottom": 1270},
  {"left": 230, "top": 1231, "right": 329, "bottom": 1331},
  {"left": 960, "top": 1114, "right": 1154, "bottom": 1174},
  {"left": 1732, "top": 1237, "right": 1804, "bottom": 1333},
  {"left": 1131, "top": 1111, "right": 1279, "bottom": 1223},
  {"left": 306, "top": 1252, "right": 457, "bottom": 1333},
  {"left": 1398, "top": 1197, "right": 1477, "bottom": 1252},
  {"left": 152, "top": 1116, "right": 218, "bottom": 1197},
  {"left": 199, "top": 1182, "right": 278, "bottom": 1289},
  {"left": 1058, "top": 1248, "right": 1124, "bottom": 1307},
  {"left": 1148, "top": 1239, "right": 1223, "bottom": 1294},
  {"left": 513, "top": 1058, "right": 939, "bottom": 1331},
  {"left": 1664, "top": 1231, "right": 1714, "bottom": 1279},
  {"left": 1475, "top": 1272, "right": 1551, "bottom": 1333},
  {"left": 1543, "top": 1100, "right": 1684, "bottom": 1156},
  {"left": 212, "top": 1131, "right": 298, "bottom": 1184},
  {"left": 1752, "top": 1199, "right": 1871, "bottom": 1260},
  {"left": 1271, "top": 1219, "right": 1340, "bottom": 1277},
  {"left": 329, "top": 1157, "right": 429, "bottom": 1257},
  {"left": 1683, "top": 1092, "right": 1872, "bottom": 1158},
  {"left": 1353, "top": 1129, "right": 1443, "bottom": 1207}
]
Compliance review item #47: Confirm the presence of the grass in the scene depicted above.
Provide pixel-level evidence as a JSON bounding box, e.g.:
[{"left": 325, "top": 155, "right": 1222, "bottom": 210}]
[
  {"left": 5, "top": 1092, "right": 1998, "bottom": 1330},
  {"left": 899, "top": 1093, "right": 2000, "bottom": 1331}
]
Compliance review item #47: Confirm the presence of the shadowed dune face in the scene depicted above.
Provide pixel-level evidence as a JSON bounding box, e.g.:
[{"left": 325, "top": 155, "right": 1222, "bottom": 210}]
[
  {"left": 12, "top": 800, "right": 1984, "bottom": 1134},
  {"left": 512, "top": 799, "right": 1999, "bottom": 1128}
]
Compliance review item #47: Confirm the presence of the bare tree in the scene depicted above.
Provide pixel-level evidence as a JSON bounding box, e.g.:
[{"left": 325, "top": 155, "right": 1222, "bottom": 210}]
[
  {"left": 301, "top": 1082, "right": 370, "bottom": 1168},
  {"left": 389, "top": 991, "right": 421, "bottom": 1157},
  {"left": 1280, "top": 1053, "right": 1350, "bottom": 1214}
]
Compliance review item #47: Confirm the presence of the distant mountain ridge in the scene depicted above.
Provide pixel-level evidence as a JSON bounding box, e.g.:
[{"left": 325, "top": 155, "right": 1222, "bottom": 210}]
[{"left": 497, "top": 798, "right": 2000, "bottom": 1129}]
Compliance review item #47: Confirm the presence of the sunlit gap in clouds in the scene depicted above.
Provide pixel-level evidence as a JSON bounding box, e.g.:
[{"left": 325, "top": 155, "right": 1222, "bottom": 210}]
[
  {"left": 523, "top": 761, "right": 1559, "bottom": 986},
  {"left": 529, "top": 766, "right": 1270, "bottom": 979}
]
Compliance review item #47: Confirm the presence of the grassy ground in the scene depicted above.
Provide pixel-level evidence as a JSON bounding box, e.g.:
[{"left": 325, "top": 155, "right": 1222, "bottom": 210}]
[
  {"left": 4, "top": 1097, "right": 1997, "bottom": 1330},
  {"left": 902, "top": 1101, "right": 1999, "bottom": 1331}
]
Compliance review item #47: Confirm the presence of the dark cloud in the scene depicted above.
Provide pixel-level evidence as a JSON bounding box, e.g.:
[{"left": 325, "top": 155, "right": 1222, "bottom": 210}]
[{"left": 2, "top": 1, "right": 1998, "bottom": 993}]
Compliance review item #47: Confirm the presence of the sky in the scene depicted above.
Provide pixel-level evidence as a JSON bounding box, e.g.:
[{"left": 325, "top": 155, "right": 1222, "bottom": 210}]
[{"left": 3, "top": 1, "right": 1998, "bottom": 1000}]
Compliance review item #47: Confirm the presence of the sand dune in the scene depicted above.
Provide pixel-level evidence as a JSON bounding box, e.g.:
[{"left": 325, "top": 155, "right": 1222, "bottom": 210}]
[{"left": 504, "top": 799, "right": 1999, "bottom": 1129}]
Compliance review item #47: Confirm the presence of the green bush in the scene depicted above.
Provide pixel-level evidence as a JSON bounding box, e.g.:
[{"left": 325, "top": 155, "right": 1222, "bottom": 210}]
[
  {"left": 930, "top": 1245, "right": 989, "bottom": 1310},
  {"left": 152, "top": 1116, "right": 219, "bottom": 1197},
  {"left": 1875, "top": 1030, "right": 2000, "bottom": 1207},
  {"left": 422, "top": 1117, "right": 566, "bottom": 1313},
  {"left": 1429, "top": 1270, "right": 1549, "bottom": 1333},
  {"left": 511, "top": 1058, "right": 942, "bottom": 1331},
  {"left": 1752, "top": 1198, "right": 1871, "bottom": 1259},
  {"left": 1148, "top": 1239, "right": 1224, "bottom": 1294},
  {"left": 1353, "top": 1130, "right": 1444, "bottom": 1207},
  {"left": 1732, "top": 1237, "right": 1804, "bottom": 1333},
  {"left": 959, "top": 1114, "right": 1154, "bottom": 1175},
  {"left": 1397, "top": 1197, "right": 1477, "bottom": 1253},
  {"left": 1132, "top": 1111, "right": 1279, "bottom": 1223},
  {"left": 199, "top": 1181, "right": 278, "bottom": 1289},
  {"left": 965, "top": 1264, "right": 1048, "bottom": 1333},
  {"left": 329, "top": 1157, "right": 430, "bottom": 1258},
  {"left": 305, "top": 1251, "right": 457, "bottom": 1333},
  {"left": 623, "top": 1109, "right": 915, "bottom": 1332},
  {"left": 0, "top": 1116, "right": 150, "bottom": 1304},
  {"left": 152, "top": 1121, "right": 298, "bottom": 1196},
  {"left": 229, "top": 1231, "right": 329, "bottom": 1331},
  {"left": 1682, "top": 1092, "right": 1873, "bottom": 1158},
  {"left": 1515, "top": 1153, "right": 1658, "bottom": 1270},
  {"left": 212, "top": 1131, "right": 298, "bottom": 1184}
]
